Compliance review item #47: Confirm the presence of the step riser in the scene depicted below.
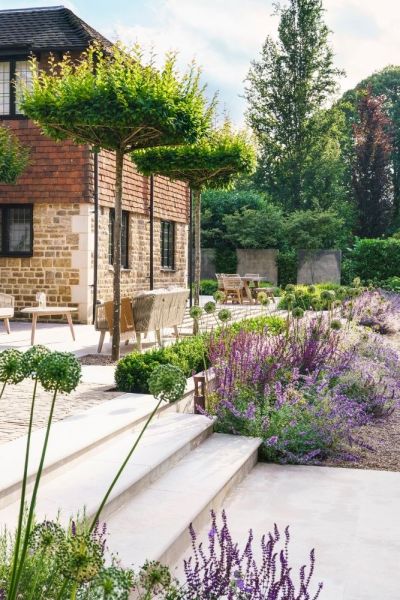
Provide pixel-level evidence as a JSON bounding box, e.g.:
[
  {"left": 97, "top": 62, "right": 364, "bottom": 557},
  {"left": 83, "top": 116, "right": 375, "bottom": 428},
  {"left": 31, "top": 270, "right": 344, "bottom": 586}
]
[
  {"left": 147, "top": 446, "right": 258, "bottom": 570},
  {"left": 93, "top": 421, "right": 214, "bottom": 523},
  {"left": 0, "top": 393, "right": 196, "bottom": 511}
]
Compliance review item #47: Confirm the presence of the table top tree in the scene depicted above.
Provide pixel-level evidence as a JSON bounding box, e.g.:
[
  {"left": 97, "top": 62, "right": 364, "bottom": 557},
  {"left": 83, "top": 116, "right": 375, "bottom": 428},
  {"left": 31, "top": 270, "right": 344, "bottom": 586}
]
[
  {"left": 21, "top": 43, "right": 214, "bottom": 359},
  {"left": 132, "top": 123, "right": 256, "bottom": 312}
]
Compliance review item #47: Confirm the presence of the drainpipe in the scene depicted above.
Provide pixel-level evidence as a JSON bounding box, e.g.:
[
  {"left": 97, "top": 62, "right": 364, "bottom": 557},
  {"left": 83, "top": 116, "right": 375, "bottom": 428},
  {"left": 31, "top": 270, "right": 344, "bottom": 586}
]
[
  {"left": 149, "top": 175, "right": 154, "bottom": 290},
  {"left": 188, "top": 188, "right": 193, "bottom": 307},
  {"left": 92, "top": 150, "right": 99, "bottom": 323}
]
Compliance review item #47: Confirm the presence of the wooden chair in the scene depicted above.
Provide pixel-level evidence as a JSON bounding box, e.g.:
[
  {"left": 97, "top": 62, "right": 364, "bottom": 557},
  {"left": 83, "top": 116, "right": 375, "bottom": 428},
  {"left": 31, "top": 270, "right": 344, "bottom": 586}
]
[
  {"left": 222, "top": 275, "right": 244, "bottom": 304},
  {"left": 96, "top": 297, "right": 135, "bottom": 353},
  {"left": 0, "top": 293, "right": 14, "bottom": 334}
]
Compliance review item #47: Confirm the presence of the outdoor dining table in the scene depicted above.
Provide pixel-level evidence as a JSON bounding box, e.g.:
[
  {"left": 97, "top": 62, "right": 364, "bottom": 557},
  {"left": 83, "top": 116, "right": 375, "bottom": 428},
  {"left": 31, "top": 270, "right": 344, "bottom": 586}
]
[
  {"left": 240, "top": 276, "right": 271, "bottom": 304},
  {"left": 20, "top": 306, "right": 78, "bottom": 346}
]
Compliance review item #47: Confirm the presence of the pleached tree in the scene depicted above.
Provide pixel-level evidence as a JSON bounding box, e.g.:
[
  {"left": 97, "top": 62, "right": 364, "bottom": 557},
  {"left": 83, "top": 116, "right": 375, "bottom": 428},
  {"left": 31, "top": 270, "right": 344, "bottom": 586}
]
[
  {"left": 132, "top": 124, "right": 256, "bottom": 309},
  {"left": 21, "top": 43, "right": 214, "bottom": 359}
]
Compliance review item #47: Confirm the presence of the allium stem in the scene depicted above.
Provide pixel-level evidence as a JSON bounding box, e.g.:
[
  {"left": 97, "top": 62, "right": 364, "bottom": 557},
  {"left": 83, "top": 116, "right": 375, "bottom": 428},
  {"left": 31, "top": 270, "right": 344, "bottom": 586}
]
[
  {"left": 8, "top": 378, "right": 38, "bottom": 599},
  {"left": 9, "top": 385, "right": 58, "bottom": 600},
  {"left": 89, "top": 396, "right": 164, "bottom": 531},
  {"left": 0, "top": 381, "right": 6, "bottom": 399}
]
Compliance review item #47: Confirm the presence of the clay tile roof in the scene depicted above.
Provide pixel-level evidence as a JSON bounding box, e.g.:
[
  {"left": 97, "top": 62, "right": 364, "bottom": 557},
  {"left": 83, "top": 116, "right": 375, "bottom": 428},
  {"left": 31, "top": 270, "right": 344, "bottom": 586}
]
[{"left": 0, "top": 5, "right": 111, "bottom": 52}]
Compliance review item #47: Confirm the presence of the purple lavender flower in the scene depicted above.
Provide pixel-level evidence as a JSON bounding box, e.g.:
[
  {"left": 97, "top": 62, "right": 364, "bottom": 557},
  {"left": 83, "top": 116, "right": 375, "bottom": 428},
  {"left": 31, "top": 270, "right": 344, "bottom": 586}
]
[{"left": 183, "top": 510, "right": 323, "bottom": 599}]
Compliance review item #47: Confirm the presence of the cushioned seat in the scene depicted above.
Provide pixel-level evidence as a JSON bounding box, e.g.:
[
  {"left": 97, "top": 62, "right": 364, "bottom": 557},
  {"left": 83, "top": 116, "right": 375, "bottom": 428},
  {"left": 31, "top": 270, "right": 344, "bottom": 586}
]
[{"left": 0, "top": 294, "right": 14, "bottom": 334}]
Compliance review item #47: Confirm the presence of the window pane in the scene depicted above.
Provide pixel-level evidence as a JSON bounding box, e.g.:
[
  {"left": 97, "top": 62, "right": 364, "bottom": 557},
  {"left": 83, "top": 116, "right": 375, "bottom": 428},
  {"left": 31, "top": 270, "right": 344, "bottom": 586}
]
[
  {"left": 108, "top": 210, "right": 114, "bottom": 265},
  {"left": 0, "top": 62, "right": 10, "bottom": 115},
  {"left": 15, "top": 60, "right": 32, "bottom": 114},
  {"left": 161, "top": 221, "right": 174, "bottom": 268},
  {"left": 8, "top": 206, "right": 32, "bottom": 253}
]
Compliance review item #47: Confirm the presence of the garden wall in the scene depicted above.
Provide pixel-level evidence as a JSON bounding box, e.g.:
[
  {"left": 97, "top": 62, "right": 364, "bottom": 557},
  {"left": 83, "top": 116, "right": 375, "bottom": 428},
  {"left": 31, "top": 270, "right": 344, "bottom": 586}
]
[
  {"left": 297, "top": 250, "right": 341, "bottom": 284},
  {"left": 201, "top": 248, "right": 278, "bottom": 283}
]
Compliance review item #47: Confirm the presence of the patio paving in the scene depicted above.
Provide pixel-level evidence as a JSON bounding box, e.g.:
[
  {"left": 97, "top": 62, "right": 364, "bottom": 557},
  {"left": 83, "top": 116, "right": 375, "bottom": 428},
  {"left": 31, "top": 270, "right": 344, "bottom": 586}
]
[{"left": 181, "top": 462, "right": 400, "bottom": 600}]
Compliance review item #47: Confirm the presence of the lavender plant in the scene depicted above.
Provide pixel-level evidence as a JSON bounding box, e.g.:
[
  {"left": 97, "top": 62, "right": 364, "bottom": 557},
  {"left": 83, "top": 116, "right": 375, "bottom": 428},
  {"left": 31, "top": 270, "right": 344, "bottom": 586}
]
[{"left": 183, "top": 510, "right": 323, "bottom": 599}]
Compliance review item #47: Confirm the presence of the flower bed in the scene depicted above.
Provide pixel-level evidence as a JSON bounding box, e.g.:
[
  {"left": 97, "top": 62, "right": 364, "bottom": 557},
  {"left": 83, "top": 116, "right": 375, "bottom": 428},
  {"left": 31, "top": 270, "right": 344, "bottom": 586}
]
[{"left": 206, "top": 296, "right": 400, "bottom": 465}]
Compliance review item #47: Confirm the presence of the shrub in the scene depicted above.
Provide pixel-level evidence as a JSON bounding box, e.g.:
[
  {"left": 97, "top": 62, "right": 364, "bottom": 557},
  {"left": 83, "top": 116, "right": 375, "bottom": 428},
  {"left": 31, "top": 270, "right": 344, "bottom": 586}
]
[
  {"left": 227, "top": 315, "right": 286, "bottom": 336},
  {"left": 348, "top": 237, "right": 400, "bottom": 282},
  {"left": 115, "top": 349, "right": 169, "bottom": 393},
  {"left": 278, "top": 284, "right": 353, "bottom": 311},
  {"left": 115, "top": 336, "right": 209, "bottom": 393},
  {"left": 199, "top": 279, "right": 218, "bottom": 295}
]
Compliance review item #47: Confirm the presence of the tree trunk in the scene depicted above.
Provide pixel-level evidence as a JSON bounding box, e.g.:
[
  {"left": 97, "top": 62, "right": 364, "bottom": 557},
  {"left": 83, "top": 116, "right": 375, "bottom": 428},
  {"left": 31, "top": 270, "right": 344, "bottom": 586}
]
[
  {"left": 193, "top": 188, "right": 202, "bottom": 308},
  {"left": 112, "top": 149, "right": 124, "bottom": 361}
]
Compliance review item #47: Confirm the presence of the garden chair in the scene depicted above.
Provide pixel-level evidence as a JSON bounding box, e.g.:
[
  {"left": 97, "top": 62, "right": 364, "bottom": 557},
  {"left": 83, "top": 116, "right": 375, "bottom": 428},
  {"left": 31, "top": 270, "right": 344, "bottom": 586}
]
[
  {"left": 95, "top": 297, "right": 136, "bottom": 353},
  {"left": 215, "top": 274, "right": 225, "bottom": 291},
  {"left": 222, "top": 275, "right": 244, "bottom": 304},
  {"left": 0, "top": 293, "right": 14, "bottom": 334}
]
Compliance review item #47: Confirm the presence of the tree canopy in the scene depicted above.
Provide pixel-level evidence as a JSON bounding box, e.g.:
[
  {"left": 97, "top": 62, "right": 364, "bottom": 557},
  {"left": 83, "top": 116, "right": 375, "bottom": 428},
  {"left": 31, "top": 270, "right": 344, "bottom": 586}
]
[
  {"left": 132, "top": 125, "right": 256, "bottom": 190},
  {"left": 0, "top": 125, "right": 29, "bottom": 184},
  {"left": 21, "top": 44, "right": 215, "bottom": 152},
  {"left": 245, "top": 0, "right": 344, "bottom": 211}
]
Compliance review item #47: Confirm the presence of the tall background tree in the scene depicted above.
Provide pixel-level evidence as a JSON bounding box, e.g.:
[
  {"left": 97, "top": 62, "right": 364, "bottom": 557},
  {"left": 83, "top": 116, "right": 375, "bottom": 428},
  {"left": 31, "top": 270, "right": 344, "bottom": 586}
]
[
  {"left": 352, "top": 89, "right": 394, "bottom": 237},
  {"left": 132, "top": 125, "right": 256, "bottom": 308},
  {"left": 22, "top": 44, "right": 214, "bottom": 360},
  {"left": 245, "top": 0, "right": 344, "bottom": 211}
]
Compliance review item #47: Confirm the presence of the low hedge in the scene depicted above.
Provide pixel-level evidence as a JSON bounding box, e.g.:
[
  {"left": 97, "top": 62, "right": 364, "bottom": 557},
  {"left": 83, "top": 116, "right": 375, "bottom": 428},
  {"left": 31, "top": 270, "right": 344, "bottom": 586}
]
[
  {"left": 199, "top": 279, "right": 218, "bottom": 295},
  {"left": 115, "top": 315, "right": 286, "bottom": 393}
]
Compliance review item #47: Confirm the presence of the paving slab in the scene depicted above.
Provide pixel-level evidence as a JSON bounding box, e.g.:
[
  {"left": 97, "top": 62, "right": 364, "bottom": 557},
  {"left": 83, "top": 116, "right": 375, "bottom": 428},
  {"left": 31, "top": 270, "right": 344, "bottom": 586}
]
[{"left": 183, "top": 463, "right": 400, "bottom": 600}]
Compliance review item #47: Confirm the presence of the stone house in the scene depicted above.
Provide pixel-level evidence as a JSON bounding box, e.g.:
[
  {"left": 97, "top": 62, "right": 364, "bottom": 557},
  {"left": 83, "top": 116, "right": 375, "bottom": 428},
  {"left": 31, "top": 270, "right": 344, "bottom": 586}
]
[{"left": 0, "top": 6, "right": 190, "bottom": 323}]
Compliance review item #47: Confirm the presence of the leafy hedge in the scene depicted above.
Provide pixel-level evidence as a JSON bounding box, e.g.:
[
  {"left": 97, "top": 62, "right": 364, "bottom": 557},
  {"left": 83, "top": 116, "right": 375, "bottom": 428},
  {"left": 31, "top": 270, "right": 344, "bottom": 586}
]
[
  {"left": 348, "top": 238, "right": 400, "bottom": 283},
  {"left": 115, "top": 315, "right": 286, "bottom": 393},
  {"left": 277, "top": 250, "right": 297, "bottom": 287},
  {"left": 199, "top": 279, "right": 218, "bottom": 295}
]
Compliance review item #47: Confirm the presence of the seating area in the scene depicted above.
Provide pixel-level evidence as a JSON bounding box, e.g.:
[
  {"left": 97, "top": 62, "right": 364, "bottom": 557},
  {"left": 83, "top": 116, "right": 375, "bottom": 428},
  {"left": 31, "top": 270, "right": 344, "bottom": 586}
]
[
  {"left": 216, "top": 273, "right": 276, "bottom": 304},
  {"left": 95, "top": 288, "right": 189, "bottom": 353}
]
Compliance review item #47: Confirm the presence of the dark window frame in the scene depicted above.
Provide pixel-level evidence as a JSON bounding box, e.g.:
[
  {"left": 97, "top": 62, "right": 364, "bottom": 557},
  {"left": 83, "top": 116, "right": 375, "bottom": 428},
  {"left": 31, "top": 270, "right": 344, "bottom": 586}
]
[
  {"left": 0, "top": 56, "right": 30, "bottom": 120},
  {"left": 0, "top": 203, "right": 33, "bottom": 257},
  {"left": 161, "top": 220, "right": 175, "bottom": 270},
  {"left": 109, "top": 208, "right": 129, "bottom": 269}
]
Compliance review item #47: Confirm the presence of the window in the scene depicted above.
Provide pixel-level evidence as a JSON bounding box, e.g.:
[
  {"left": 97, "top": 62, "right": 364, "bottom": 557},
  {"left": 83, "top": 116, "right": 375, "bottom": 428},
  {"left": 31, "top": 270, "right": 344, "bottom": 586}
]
[
  {"left": 109, "top": 209, "right": 129, "bottom": 269},
  {"left": 161, "top": 221, "right": 175, "bottom": 269},
  {"left": 0, "top": 58, "right": 32, "bottom": 117},
  {"left": 0, "top": 204, "right": 33, "bottom": 256}
]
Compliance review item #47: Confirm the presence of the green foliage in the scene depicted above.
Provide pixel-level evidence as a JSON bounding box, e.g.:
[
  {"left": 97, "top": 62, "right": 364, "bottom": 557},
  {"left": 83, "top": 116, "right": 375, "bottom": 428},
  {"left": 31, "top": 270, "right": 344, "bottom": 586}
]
[
  {"left": 0, "top": 349, "right": 25, "bottom": 386},
  {"left": 227, "top": 315, "right": 286, "bottom": 336},
  {"left": 284, "top": 208, "right": 352, "bottom": 250},
  {"left": 224, "top": 202, "right": 285, "bottom": 249},
  {"left": 148, "top": 364, "right": 186, "bottom": 403},
  {"left": 245, "top": 0, "right": 344, "bottom": 211},
  {"left": 115, "top": 349, "right": 169, "bottom": 394},
  {"left": 277, "top": 250, "right": 297, "bottom": 287},
  {"left": 214, "top": 247, "right": 237, "bottom": 274},
  {"left": 380, "top": 276, "right": 400, "bottom": 292},
  {"left": 132, "top": 123, "right": 256, "bottom": 191},
  {"left": 278, "top": 284, "right": 353, "bottom": 311},
  {"left": 21, "top": 44, "right": 214, "bottom": 152},
  {"left": 0, "top": 125, "right": 29, "bottom": 183},
  {"left": 347, "top": 238, "right": 400, "bottom": 282},
  {"left": 115, "top": 336, "right": 208, "bottom": 393},
  {"left": 201, "top": 189, "right": 264, "bottom": 248},
  {"left": 199, "top": 279, "right": 218, "bottom": 295}
]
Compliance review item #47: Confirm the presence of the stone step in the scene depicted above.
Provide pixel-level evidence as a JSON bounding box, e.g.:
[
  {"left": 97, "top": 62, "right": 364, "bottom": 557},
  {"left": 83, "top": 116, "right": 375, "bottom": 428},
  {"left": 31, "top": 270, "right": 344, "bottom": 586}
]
[
  {"left": 0, "top": 388, "right": 196, "bottom": 509},
  {"left": 106, "top": 433, "right": 262, "bottom": 569},
  {"left": 0, "top": 412, "right": 214, "bottom": 528}
]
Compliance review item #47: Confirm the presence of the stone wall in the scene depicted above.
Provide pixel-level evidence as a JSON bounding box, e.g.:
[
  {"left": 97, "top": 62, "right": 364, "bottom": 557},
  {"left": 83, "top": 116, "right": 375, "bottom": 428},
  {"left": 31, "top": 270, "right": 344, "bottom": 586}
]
[
  {"left": 297, "top": 250, "right": 342, "bottom": 284},
  {"left": 236, "top": 249, "right": 278, "bottom": 284},
  {"left": 0, "top": 203, "right": 93, "bottom": 321}
]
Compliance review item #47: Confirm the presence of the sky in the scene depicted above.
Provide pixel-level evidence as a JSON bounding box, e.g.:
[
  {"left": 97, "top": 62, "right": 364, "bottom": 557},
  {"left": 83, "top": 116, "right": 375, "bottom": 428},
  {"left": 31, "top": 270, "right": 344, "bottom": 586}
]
[{"left": 1, "top": 0, "right": 400, "bottom": 124}]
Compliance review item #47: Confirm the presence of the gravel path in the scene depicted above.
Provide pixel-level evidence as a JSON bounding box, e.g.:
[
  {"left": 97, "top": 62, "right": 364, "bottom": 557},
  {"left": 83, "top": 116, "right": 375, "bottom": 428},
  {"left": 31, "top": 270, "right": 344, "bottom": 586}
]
[{"left": 325, "top": 330, "right": 400, "bottom": 472}]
